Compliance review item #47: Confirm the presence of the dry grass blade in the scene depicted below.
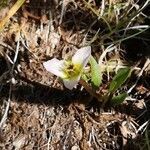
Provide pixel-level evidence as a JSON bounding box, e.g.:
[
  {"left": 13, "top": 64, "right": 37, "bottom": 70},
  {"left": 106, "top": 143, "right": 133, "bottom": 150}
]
[
  {"left": 128, "top": 58, "right": 150, "bottom": 94},
  {"left": 0, "top": 87, "right": 11, "bottom": 128},
  {"left": 0, "top": 35, "right": 20, "bottom": 128},
  {"left": 0, "top": 0, "right": 25, "bottom": 32}
]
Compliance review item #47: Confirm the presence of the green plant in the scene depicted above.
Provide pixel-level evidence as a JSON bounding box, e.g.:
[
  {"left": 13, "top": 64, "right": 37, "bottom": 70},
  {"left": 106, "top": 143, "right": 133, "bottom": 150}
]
[{"left": 44, "top": 46, "right": 131, "bottom": 106}]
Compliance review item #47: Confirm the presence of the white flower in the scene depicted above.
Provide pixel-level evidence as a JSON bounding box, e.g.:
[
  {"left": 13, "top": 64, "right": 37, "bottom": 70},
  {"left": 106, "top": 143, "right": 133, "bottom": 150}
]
[{"left": 43, "top": 46, "right": 91, "bottom": 89}]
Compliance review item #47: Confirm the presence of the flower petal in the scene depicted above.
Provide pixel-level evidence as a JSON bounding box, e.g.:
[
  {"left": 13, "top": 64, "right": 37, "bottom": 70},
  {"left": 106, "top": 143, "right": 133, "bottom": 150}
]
[
  {"left": 43, "top": 58, "right": 66, "bottom": 78},
  {"left": 63, "top": 75, "right": 81, "bottom": 90},
  {"left": 72, "top": 46, "right": 91, "bottom": 67}
]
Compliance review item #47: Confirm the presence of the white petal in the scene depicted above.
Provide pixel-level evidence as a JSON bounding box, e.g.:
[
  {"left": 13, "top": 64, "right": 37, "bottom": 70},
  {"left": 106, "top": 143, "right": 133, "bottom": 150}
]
[
  {"left": 72, "top": 46, "right": 91, "bottom": 67},
  {"left": 43, "top": 58, "right": 66, "bottom": 78},
  {"left": 63, "top": 75, "right": 80, "bottom": 90}
]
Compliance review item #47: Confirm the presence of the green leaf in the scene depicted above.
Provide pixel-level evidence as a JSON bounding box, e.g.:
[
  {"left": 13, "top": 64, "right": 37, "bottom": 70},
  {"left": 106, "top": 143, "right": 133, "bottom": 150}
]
[
  {"left": 111, "top": 93, "right": 128, "bottom": 105},
  {"left": 109, "top": 67, "right": 131, "bottom": 93},
  {"left": 89, "top": 56, "right": 102, "bottom": 88}
]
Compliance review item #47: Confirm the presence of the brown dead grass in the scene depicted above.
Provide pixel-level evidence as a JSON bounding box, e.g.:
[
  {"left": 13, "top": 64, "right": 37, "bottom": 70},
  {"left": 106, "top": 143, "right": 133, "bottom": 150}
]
[{"left": 0, "top": 0, "right": 150, "bottom": 149}]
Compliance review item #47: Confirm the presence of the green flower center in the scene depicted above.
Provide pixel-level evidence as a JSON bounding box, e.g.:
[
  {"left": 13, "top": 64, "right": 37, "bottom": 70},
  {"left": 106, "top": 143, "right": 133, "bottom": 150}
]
[{"left": 63, "top": 61, "right": 82, "bottom": 79}]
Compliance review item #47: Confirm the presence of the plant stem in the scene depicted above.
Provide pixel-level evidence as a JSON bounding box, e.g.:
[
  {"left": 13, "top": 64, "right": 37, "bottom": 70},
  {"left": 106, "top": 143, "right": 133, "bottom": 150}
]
[{"left": 79, "top": 79, "right": 103, "bottom": 102}]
